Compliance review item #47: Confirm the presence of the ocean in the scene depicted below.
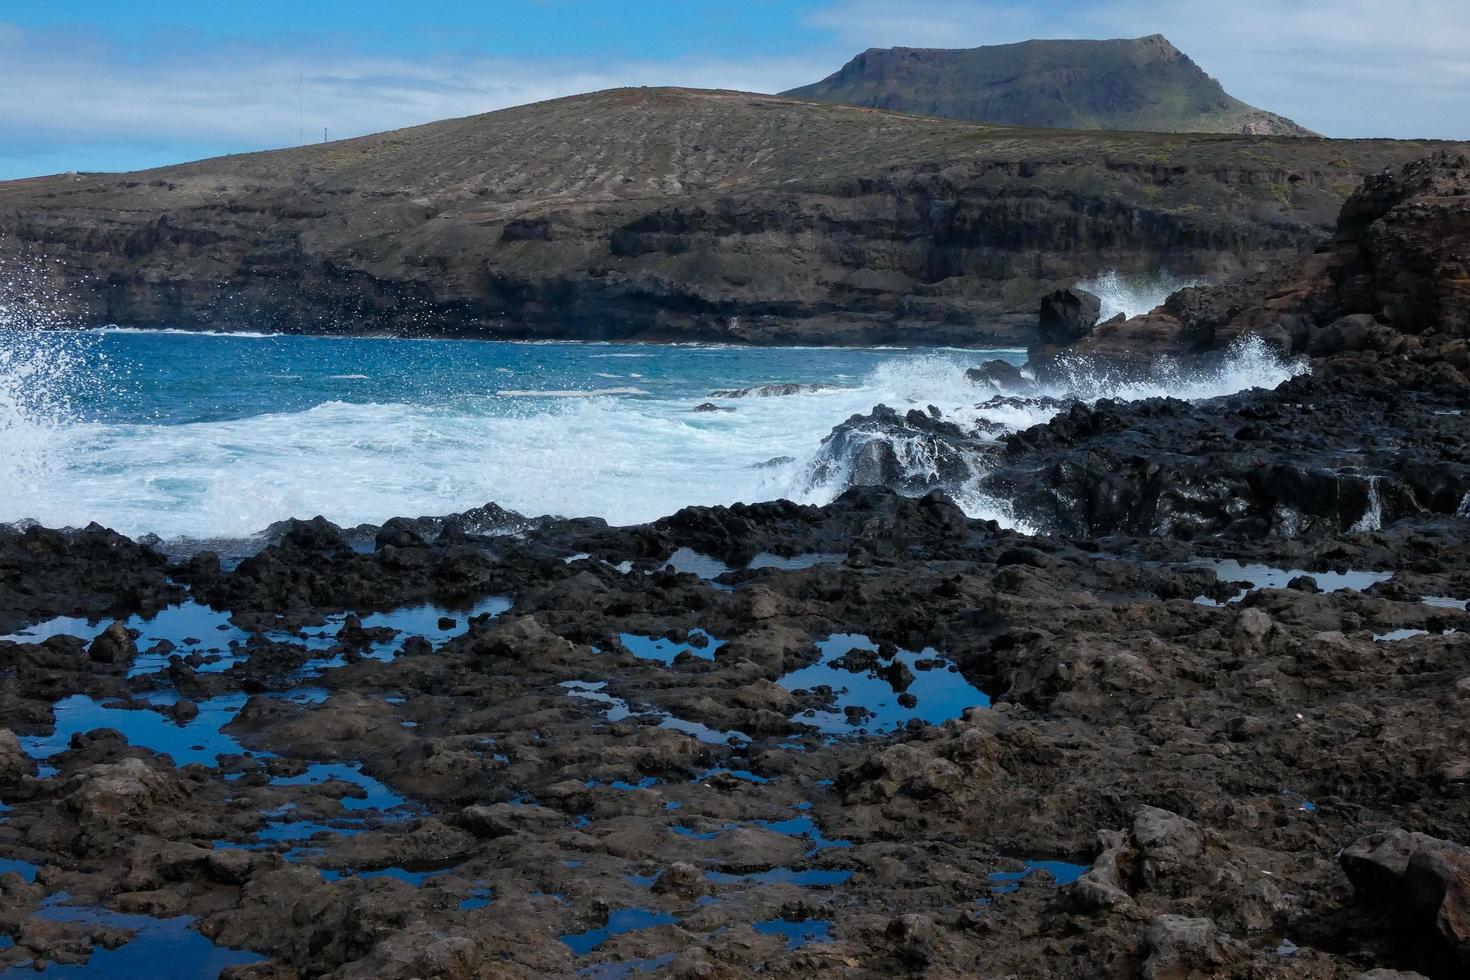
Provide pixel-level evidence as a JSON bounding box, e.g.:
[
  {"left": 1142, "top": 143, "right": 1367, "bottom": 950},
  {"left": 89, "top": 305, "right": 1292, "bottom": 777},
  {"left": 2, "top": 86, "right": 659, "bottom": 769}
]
[{"left": 0, "top": 272, "right": 1298, "bottom": 545}]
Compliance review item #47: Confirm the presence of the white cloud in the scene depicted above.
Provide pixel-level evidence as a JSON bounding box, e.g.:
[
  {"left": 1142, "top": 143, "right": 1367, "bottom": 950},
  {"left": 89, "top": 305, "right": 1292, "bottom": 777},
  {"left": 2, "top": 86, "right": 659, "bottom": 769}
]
[
  {"left": 2, "top": 3, "right": 1466, "bottom": 179},
  {"left": 801, "top": 0, "right": 1470, "bottom": 139},
  {"left": 0, "top": 23, "right": 830, "bottom": 174}
]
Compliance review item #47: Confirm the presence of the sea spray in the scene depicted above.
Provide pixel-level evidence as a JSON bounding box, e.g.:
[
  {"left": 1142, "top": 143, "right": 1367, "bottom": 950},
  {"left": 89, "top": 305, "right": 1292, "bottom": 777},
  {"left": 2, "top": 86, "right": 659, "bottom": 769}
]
[
  {"left": 0, "top": 323, "right": 1306, "bottom": 542},
  {"left": 1076, "top": 269, "right": 1206, "bottom": 322},
  {"left": 1037, "top": 335, "right": 1309, "bottom": 405},
  {"left": 786, "top": 336, "right": 1309, "bottom": 515},
  {"left": 0, "top": 254, "right": 106, "bottom": 526},
  {"left": 1351, "top": 476, "right": 1384, "bottom": 533}
]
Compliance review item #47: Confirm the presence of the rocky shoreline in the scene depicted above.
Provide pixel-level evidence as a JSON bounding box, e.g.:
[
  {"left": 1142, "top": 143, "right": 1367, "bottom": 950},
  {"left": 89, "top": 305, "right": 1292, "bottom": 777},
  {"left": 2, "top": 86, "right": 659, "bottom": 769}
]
[
  {"left": 0, "top": 156, "right": 1467, "bottom": 978},
  {"left": 2, "top": 483, "right": 1467, "bottom": 978}
]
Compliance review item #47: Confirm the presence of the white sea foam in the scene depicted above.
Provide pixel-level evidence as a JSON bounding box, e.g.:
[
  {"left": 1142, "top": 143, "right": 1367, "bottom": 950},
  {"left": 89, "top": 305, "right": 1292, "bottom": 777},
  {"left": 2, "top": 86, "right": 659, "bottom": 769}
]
[
  {"left": 4, "top": 336, "right": 1307, "bottom": 541},
  {"left": 1077, "top": 269, "right": 1206, "bottom": 322},
  {"left": 1, "top": 251, "right": 1307, "bottom": 541},
  {"left": 89, "top": 326, "right": 284, "bottom": 339},
  {"left": 496, "top": 387, "right": 651, "bottom": 397},
  {"left": 1040, "top": 334, "right": 1308, "bottom": 404}
]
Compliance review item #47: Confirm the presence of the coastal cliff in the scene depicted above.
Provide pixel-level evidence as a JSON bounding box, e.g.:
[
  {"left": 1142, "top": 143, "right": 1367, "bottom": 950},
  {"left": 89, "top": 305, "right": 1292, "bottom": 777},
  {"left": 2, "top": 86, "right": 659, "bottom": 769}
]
[{"left": 0, "top": 88, "right": 1457, "bottom": 344}]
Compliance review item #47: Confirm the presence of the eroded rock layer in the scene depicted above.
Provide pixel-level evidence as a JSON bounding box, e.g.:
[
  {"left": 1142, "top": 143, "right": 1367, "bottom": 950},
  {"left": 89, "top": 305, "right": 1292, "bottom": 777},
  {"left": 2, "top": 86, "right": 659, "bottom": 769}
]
[{"left": 0, "top": 88, "right": 1459, "bottom": 345}]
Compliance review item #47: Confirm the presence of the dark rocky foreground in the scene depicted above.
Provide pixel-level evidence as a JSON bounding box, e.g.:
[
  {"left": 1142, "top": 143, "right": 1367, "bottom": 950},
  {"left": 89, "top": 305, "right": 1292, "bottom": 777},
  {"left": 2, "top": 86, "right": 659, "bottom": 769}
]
[
  {"left": 0, "top": 152, "right": 1467, "bottom": 980},
  {"left": 1, "top": 478, "right": 1467, "bottom": 978}
]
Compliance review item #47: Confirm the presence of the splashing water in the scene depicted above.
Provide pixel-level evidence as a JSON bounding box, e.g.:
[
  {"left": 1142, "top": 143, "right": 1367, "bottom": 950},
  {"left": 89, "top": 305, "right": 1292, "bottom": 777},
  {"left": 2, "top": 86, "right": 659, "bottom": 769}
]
[
  {"left": 788, "top": 336, "right": 1306, "bottom": 533},
  {"left": 0, "top": 263, "right": 1306, "bottom": 542},
  {"left": 1038, "top": 334, "right": 1308, "bottom": 405},
  {"left": 0, "top": 255, "right": 106, "bottom": 523},
  {"left": 1076, "top": 269, "right": 1206, "bottom": 322},
  {"left": 1350, "top": 475, "right": 1384, "bottom": 533}
]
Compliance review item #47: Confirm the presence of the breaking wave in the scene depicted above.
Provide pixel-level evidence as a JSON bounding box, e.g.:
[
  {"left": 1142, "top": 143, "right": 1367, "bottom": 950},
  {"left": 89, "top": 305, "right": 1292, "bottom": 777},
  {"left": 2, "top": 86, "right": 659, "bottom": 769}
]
[
  {"left": 0, "top": 255, "right": 1303, "bottom": 542},
  {"left": 0, "top": 258, "right": 107, "bottom": 526},
  {"left": 785, "top": 336, "right": 1307, "bottom": 533}
]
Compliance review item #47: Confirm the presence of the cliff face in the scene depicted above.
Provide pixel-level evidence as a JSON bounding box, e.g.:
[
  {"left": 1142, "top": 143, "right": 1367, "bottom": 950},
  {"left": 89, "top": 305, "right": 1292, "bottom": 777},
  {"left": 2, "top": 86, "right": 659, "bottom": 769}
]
[
  {"left": 783, "top": 36, "right": 1314, "bottom": 137},
  {"left": 1039, "top": 151, "right": 1470, "bottom": 379},
  {"left": 0, "top": 87, "right": 1455, "bottom": 344}
]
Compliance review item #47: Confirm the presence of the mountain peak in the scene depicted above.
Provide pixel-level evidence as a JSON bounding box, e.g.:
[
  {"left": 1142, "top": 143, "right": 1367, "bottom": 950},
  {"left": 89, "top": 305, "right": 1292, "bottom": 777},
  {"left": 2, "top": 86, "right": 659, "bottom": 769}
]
[{"left": 783, "top": 36, "right": 1314, "bottom": 137}]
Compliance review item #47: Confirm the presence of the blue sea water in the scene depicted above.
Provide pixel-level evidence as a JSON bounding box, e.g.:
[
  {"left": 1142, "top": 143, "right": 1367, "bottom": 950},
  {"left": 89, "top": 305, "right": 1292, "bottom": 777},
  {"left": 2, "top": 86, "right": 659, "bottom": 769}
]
[
  {"left": 1, "top": 329, "right": 1034, "bottom": 540},
  {"left": 0, "top": 325, "right": 1304, "bottom": 542}
]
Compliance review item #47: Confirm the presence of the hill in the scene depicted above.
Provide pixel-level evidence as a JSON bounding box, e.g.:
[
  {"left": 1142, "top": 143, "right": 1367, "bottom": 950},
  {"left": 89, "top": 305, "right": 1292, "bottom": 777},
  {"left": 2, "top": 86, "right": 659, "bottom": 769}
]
[
  {"left": 0, "top": 86, "right": 1452, "bottom": 345},
  {"left": 783, "top": 35, "right": 1313, "bottom": 136}
]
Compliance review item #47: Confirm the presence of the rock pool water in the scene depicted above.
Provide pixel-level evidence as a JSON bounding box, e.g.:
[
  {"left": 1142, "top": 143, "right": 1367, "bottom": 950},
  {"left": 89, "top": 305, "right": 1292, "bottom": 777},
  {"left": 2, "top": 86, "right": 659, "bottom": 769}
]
[
  {"left": 3, "top": 896, "right": 262, "bottom": 977},
  {"left": 560, "top": 908, "right": 678, "bottom": 955},
  {"left": 778, "top": 633, "right": 989, "bottom": 735},
  {"left": 21, "top": 694, "right": 250, "bottom": 767}
]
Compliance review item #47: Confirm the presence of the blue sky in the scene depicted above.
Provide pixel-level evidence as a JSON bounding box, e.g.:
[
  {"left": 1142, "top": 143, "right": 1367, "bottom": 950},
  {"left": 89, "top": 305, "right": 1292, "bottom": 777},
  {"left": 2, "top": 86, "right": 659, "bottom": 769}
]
[{"left": 2, "top": 1, "right": 1465, "bottom": 178}]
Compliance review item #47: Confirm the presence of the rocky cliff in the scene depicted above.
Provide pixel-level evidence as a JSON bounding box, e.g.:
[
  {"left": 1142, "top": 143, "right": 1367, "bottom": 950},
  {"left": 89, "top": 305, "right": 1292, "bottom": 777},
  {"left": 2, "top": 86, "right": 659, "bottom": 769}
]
[
  {"left": 0, "top": 87, "right": 1455, "bottom": 344},
  {"left": 804, "top": 153, "right": 1469, "bottom": 539},
  {"left": 986, "top": 152, "right": 1470, "bottom": 538},
  {"left": 784, "top": 36, "right": 1314, "bottom": 137},
  {"left": 1036, "top": 150, "right": 1470, "bottom": 378}
]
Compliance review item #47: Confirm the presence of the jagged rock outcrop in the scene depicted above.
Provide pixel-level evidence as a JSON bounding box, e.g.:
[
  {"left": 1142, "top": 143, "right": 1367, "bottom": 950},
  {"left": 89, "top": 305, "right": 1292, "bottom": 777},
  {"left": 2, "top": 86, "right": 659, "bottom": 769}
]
[
  {"left": 1034, "top": 151, "right": 1470, "bottom": 379},
  {"left": 979, "top": 369, "right": 1470, "bottom": 538},
  {"left": 1342, "top": 830, "right": 1470, "bottom": 976},
  {"left": 1037, "top": 287, "right": 1103, "bottom": 345}
]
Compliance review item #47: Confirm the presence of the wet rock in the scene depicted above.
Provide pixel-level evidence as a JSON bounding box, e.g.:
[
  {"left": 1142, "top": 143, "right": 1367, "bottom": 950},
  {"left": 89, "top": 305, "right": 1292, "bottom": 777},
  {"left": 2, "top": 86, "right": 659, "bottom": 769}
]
[
  {"left": 1307, "top": 314, "right": 1396, "bottom": 356},
  {"left": 206, "top": 847, "right": 261, "bottom": 886},
  {"left": 965, "top": 359, "right": 1034, "bottom": 394},
  {"left": 981, "top": 372, "right": 1468, "bottom": 538},
  {"left": 840, "top": 726, "right": 1001, "bottom": 807},
  {"left": 807, "top": 405, "right": 991, "bottom": 495},
  {"left": 708, "top": 382, "right": 838, "bottom": 398},
  {"left": 336, "top": 922, "right": 481, "bottom": 980},
  {"left": 0, "top": 728, "right": 35, "bottom": 783},
  {"left": 169, "top": 698, "right": 200, "bottom": 723},
  {"left": 886, "top": 913, "right": 939, "bottom": 968},
  {"left": 87, "top": 621, "right": 137, "bottom": 664},
  {"left": 1037, "top": 287, "right": 1103, "bottom": 345},
  {"left": 841, "top": 744, "right": 961, "bottom": 802},
  {"left": 61, "top": 758, "right": 190, "bottom": 833},
  {"left": 877, "top": 659, "right": 915, "bottom": 692},
  {"left": 0, "top": 523, "right": 181, "bottom": 634},
  {"left": 651, "top": 862, "right": 710, "bottom": 899},
  {"left": 469, "top": 616, "right": 578, "bottom": 663}
]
